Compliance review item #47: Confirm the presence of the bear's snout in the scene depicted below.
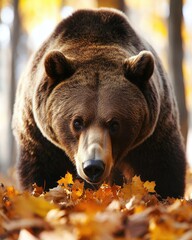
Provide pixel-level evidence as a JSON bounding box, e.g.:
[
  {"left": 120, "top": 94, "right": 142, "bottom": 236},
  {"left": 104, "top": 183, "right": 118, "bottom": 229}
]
[
  {"left": 75, "top": 127, "right": 113, "bottom": 184},
  {"left": 83, "top": 160, "right": 105, "bottom": 183}
]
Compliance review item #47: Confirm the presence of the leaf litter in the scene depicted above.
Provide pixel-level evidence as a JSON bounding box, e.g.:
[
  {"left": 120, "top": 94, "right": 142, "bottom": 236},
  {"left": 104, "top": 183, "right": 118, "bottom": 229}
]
[{"left": 0, "top": 172, "right": 192, "bottom": 240}]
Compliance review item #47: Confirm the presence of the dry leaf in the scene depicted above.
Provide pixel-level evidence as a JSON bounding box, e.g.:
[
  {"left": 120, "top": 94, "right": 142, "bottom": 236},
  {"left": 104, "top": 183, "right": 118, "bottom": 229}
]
[
  {"left": 71, "top": 180, "right": 84, "bottom": 200},
  {"left": 57, "top": 172, "right": 74, "bottom": 188},
  {"left": 143, "top": 180, "right": 156, "bottom": 193},
  {"left": 32, "top": 183, "right": 44, "bottom": 197}
]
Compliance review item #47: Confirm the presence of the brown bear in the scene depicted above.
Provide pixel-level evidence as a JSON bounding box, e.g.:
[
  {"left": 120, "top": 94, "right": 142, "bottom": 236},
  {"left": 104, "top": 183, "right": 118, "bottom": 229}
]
[{"left": 12, "top": 8, "right": 186, "bottom": 198}]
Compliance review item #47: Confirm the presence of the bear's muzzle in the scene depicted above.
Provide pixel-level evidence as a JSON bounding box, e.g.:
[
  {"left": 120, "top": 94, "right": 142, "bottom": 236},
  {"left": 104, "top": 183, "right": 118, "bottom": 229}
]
[{"left": 75, "top": 126, "right": 113, "bottom": 184}]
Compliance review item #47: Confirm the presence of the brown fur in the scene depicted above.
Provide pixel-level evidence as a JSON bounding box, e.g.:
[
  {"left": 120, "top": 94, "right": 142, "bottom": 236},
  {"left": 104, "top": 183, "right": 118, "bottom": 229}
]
[{"left": 12, "top": 8, "right": 186, "bottom": 198}]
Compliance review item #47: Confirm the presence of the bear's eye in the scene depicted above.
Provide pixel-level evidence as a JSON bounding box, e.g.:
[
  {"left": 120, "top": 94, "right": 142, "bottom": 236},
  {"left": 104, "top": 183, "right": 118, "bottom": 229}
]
[
  {"left": 73, "top": 117, "right": 84, "bottom": 132},
  {"left": 108, "top": 120, "right": 120, "bottom": 135}
]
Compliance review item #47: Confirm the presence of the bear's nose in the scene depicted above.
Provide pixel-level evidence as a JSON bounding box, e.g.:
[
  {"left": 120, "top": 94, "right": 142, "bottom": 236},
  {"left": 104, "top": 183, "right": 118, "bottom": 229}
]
[{"left": 83, "top": 160, "right": 105, "bottom": 183}]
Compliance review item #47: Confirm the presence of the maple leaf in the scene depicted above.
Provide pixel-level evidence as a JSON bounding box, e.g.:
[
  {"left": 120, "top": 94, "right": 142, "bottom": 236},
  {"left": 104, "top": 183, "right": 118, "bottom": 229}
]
[
  {"left": 119, "top": 182, "right": 132, "bottom": 201},
  {"left": 131, "top": 176, "right": 147, "bottom": 197},
  {"left": 57, "top": 172, "right": 74, "bottom": 188},
  {"left": 93, "top": 184, "right": 114, "bottom": 205},
  {"left": 119, "top": 175, "right": 148, "bottom": 202},
  {"left": 71, "top": 180, "right": 84, "bottom": 201},
  {"left": 143, "top": 181, "right": 156, "bottom": 193}
]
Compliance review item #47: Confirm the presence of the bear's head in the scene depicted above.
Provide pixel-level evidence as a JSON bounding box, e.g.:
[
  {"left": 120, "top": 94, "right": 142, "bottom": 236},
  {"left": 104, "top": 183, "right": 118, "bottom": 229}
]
[{"left": 34, "top": 48, "right": 160, "bottom": 185}]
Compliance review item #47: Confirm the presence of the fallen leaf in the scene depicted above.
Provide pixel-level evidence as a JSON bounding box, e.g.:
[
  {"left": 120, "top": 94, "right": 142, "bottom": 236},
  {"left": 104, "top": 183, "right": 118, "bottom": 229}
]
[
  {"left": 57, "top": 172, "right": 74, "bottom": 188},
  {"left": 14, "top": 193, "right": 56, "bottom": 218},
  {"left": 32, "top": 183, "right": 44, "bottom": 197},
  {"left": 144, "top": 180, "right": 156, "bottom": 193},
  {"left": 71, "top": 180, "right": 84, "bottom": 201}
]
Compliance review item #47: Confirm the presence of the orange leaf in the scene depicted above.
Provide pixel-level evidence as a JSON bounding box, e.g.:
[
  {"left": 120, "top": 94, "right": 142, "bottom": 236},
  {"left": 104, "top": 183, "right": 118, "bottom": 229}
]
[
  {"left": 72, "top": 180, "right": 84, "bottom": 200},
  {"left": 94, "top": 184, "right": 114, "bottom": 205},
  {"left": 6, "top": 186, "right": 17, "bottom": 199}
]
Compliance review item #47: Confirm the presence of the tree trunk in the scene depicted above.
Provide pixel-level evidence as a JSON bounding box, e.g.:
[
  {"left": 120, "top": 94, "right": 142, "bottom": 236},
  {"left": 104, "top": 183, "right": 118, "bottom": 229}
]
[
  {"left": 168, "top": 0, "right": 188, "bottom": 145},
  {"left": 8, "top": 0, "right": 20, "bottom": 169},
  {"left": 97, "top": 0, "right": 126, "bottom": 13}
]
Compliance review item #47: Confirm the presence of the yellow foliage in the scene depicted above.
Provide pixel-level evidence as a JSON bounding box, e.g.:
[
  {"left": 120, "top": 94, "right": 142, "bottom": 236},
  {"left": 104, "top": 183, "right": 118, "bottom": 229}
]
[
  {"left": 1, "top": 172, "right": 192, "bottom": 239},
  {"left": 151, "top": 15, "right": 167, "bottom": 37},
  {"left": 19, "top": 0, "right": 62, "bottom": 32},
  {"left": 149, "top": 217, "right": 186, "bottom": 240}
]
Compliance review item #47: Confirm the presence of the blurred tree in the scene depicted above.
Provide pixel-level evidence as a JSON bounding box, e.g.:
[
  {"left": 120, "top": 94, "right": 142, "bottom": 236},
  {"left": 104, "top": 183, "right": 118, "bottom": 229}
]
[
  {"left": 97, "top": 0, "right": 126, "bottom": 12},
  {"left": 8, "top": 0, "right": 20, "bottom": 168},
  {"left": 168, "top": 0, "right": 188, "bottom": 144}
]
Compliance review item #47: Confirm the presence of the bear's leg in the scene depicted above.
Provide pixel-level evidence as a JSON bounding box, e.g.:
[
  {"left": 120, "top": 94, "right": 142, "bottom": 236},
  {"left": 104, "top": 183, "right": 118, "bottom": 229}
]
[
  {"left": 17, "top": 145, "right": 76, "bottom": 191},
  {"left": 127, "top": 137, "right": 186, "bottom": 198}
]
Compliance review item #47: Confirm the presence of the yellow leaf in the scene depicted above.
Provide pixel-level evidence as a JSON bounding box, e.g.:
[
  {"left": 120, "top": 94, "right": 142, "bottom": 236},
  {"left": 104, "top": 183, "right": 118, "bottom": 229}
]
[
  {"left": 131, "top": 176, "right": 147, "bottom": 197},
  {"left": 14, "top": 193, "right": 56, "bottom": 218},
  {"left": 119, "top": 176, "right": 149, "bottom": 201},
  {"left": 57, "top": 172, "right": 74, "bottom": 188},
  {"left": 143, "top": 181, "right": 156, "bottom": 193},
  {"left": 149, "top": 217, "right": 185, "bottom": 240}
]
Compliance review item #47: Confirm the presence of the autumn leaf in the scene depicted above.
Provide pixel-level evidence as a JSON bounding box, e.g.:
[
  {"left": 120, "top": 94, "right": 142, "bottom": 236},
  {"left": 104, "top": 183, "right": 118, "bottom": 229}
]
[
  {"left": 57, "top": 172, "right": 74, "bottom": 188},
  {"left": 44, "top": 186, "right": 71, "bottom": 205},
  {"left": 93, "top": 184, "right": 114, "bottom": 205},
  {"left": 13, "top": 193, "right": 56, "bottom": 218},
  {"left": 71, "top": 180, "right": 84, "bottom": 201},
  {"left": 168, "top": 199, "right": 192, "bottom": 222},
  {"left": 131, "top": 176, "right": 148, "bottom": 197},
  {"left": 6, "top": 186, "right": 18, "bottom": 198},
  {"left": 144, "top": 180, "right": 156, "bottom": 193},
  {"left": 32, "top": 183, "right": 44, "bottom": 197},
  {"left": 149, "top": 216, "right": 186, "bottom": 240},
  {"left": 119, "top": 176, "right": 149, "bottom": 202}
]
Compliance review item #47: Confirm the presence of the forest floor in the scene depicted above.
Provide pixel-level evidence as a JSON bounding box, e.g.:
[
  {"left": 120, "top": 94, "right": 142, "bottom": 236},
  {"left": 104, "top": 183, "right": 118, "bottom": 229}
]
[{"left": 0, "top": 169, "right": 192, "bottom": 240}]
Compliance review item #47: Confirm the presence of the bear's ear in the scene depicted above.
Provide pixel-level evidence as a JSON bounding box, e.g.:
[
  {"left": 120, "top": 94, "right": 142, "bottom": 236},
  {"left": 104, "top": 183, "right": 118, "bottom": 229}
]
[
  {"left": 123, "top": 51, "right": 154, "bottom": 85},
  {"left": 44, "top": 50, "right": 75, "bottom": 82}
]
